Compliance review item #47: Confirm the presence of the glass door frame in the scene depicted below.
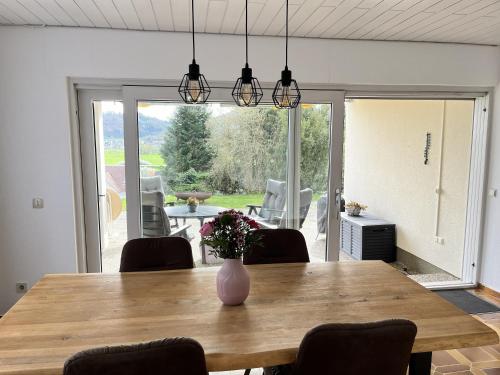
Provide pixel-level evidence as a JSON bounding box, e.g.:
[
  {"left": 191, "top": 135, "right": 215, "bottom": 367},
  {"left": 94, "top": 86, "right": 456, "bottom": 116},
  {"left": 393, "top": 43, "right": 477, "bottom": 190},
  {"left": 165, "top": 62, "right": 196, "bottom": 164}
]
[
  {"left": 122, "top": 85, "right": 345, "bottom": 262},
  {"left": 77, "top": 88, "right": 123, "bottom": 273}
]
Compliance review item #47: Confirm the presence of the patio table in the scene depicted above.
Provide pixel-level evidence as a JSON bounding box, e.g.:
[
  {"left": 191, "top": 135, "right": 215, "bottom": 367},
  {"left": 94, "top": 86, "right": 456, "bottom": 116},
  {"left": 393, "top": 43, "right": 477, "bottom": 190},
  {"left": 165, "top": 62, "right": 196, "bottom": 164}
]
[
  {"left": 164, "top": 205, "right": 226, "bottom": 227},
  {"left": 0, "top": 261, "right": 497, "bottom": 375}
]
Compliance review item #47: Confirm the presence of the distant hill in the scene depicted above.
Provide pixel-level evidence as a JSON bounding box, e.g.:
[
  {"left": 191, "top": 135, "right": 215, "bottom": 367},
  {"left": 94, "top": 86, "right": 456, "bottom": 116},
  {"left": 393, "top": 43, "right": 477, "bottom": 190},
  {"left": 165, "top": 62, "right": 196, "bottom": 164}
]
[{"left": 103, "top": 112, "right": 170, "bottom": 139}]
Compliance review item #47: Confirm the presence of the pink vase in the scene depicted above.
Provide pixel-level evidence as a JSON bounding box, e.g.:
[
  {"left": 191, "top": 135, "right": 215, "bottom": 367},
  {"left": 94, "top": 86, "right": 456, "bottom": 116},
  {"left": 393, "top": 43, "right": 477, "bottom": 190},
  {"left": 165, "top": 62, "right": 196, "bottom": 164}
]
[{"left": 216, "top": 258, "right": 250, "bottom": 305}]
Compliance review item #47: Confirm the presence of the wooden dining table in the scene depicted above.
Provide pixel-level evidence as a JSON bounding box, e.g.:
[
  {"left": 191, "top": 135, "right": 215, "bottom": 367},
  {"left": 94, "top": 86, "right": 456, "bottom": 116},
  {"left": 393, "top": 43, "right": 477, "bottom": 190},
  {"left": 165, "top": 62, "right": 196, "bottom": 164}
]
[{"left": 0, "top": 261, "right": 497, "bottom": 375}]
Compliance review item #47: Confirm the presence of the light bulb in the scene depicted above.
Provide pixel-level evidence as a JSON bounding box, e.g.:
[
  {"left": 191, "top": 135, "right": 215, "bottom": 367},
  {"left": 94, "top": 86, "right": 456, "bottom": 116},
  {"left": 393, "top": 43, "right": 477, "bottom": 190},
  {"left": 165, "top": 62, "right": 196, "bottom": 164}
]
[
  {"left": 240, "top": 83, "right": 253, "bottom": 105},
  {"left": 280, "top": 86, "right": 291, "bottom": 107},
  {"left": 188, "top": 79, "right": 201, "bottom": 102}
]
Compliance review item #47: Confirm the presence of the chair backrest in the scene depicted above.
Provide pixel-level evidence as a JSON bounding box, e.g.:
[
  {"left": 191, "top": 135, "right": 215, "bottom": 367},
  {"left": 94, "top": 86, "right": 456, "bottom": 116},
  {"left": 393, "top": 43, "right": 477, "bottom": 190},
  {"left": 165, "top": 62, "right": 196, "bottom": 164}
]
[
  {"left": 140, "top": 176, "right": 164, "bottom": 195},
  {"left": 63, "top": 337, "right": 208, "bottom": 375},
  {"left": 120, "top": 236, "right": 194, "bottom": 272},
  {"left": 243, "top": 229, "right": 310, "bottom": 265},
  {"left": 141, "top": 191, "right": 171, "bottom": 237},
  {"left": 259, "top": 179, "right": 286, "bottom": 220},
  {"left": 276, "top": 188, "right": 313, "bottom": 229},
  {"left": 292, "top": 320, "right": 417, "bottom": 375}
]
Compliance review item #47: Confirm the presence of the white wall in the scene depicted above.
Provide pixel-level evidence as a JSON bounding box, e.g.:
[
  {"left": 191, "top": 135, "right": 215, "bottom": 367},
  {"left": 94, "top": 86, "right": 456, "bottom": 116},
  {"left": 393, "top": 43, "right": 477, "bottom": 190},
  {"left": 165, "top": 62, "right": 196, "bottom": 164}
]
[
  {"left": 344, "top": 100, "right": 473, "bottom": 277},
  {"left": 0, "top": 26, "right": 499, "bottom": 314}
]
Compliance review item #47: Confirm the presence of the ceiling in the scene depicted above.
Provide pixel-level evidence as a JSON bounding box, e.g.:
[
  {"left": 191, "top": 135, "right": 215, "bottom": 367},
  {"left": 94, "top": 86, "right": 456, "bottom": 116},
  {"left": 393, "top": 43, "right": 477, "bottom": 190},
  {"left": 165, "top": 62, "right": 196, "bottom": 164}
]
[{"left": 0, "top": 0, "right": 499, "bottom": 46}]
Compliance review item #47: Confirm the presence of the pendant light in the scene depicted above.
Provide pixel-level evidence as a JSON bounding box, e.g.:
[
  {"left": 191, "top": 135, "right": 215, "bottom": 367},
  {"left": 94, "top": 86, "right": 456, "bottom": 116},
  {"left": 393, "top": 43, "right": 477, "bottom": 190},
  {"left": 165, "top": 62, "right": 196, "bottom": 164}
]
[
  {"left": 232, "top": 0, "right": 263, "bottom": 107},
  {"left": 178, "top": 0, "right": 211, "bottom": 104},
  {"left": 272, "top": 0, "right": 301, "bottom": 109}
]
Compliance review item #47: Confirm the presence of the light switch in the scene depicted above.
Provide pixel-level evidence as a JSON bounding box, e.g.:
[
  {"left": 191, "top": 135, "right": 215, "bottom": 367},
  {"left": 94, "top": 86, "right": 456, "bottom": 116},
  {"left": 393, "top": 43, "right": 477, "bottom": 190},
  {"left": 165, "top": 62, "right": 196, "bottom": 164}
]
[
  {"left": 32, "top": 198, "right": 44, "bottom": 209},
  {"left": 488, "top": 189, "right": 497, "bottom": 198}
]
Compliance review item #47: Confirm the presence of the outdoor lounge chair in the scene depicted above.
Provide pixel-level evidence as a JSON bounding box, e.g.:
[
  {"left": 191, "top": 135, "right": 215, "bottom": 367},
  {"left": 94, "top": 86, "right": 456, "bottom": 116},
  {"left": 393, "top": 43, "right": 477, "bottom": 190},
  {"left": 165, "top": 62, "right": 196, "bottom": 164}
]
[
  {"left": 141, "top": 191, "right": 190, "bottom": 239},
  {"left": 257, "top": 188, "right": 313, "bottom": 230},
  {"left": 247, "top": 179, "right": 286, "bottom": 222}
]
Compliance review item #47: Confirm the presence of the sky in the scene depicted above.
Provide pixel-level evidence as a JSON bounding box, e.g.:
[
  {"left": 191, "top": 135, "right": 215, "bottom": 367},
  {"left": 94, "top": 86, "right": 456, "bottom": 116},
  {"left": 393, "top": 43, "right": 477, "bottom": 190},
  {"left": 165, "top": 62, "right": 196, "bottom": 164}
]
[{"left": 101, "top": 101, "right": 233, "bottom": 121}]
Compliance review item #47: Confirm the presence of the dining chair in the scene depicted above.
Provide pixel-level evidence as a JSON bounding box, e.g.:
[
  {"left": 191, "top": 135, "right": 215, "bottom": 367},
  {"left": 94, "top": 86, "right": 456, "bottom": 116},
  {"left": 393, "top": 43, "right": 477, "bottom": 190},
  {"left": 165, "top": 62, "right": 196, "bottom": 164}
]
[
  {"left": 63, "top": 337, "right": 208, "bottom": 375},
  {"left": 265, "top": 319, "right": 417, "bottom": 375},
  {"left": 243, "top": 229, "right": 310, "bottom": 265},
  {"left": 119, "top": 236, "right": 194, "bottom": 272},
  {"left": 243, "top": 228, "right": 309, "bottom": 375}
]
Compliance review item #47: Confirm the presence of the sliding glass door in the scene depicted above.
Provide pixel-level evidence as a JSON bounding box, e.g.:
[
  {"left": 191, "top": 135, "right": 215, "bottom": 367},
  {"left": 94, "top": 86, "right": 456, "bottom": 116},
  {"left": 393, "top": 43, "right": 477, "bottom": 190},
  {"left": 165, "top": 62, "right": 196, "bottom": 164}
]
[{"left": 78, "top": 85, "right": 344, "bottom": 272}]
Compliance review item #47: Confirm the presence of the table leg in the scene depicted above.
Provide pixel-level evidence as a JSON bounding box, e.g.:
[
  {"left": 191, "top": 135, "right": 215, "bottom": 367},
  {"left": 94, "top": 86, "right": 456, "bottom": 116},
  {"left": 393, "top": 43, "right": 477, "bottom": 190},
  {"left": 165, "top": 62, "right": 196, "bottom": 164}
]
[
  {"left": 201, "top": 243, "right": 207, "bottom": 264},
  {"left": 409, "top": 352, "right": 432, "bottom": 375}
]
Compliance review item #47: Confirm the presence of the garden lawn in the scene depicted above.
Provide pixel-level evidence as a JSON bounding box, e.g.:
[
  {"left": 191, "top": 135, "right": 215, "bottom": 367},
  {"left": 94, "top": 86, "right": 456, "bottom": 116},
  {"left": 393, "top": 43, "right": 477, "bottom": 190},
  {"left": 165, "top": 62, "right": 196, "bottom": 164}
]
[{"left": 105, "top": 149, "right": 164, "bottom": 167}]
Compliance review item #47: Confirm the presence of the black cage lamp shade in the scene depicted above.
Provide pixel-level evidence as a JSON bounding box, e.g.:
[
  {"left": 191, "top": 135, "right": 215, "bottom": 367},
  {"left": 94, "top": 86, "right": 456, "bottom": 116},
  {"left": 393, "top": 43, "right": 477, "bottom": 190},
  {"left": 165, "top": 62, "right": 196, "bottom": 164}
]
[
  {"left": 178, "top": 0, "right": 211, "bottom": 104},
  {"left": 272, "top": 67, "right": 301, "bottom": 108},
  {"left": 232, "top": 0, "right": 263, "bottom": 107},
  {"left": 232, "top": 64, "right": 263, "bottom": 106},
  {"left": 272, "top": 0, "right": 301, "bottom": 109},
  {"left": 179, "top": 60, "right": 211, "bottom": 104}
]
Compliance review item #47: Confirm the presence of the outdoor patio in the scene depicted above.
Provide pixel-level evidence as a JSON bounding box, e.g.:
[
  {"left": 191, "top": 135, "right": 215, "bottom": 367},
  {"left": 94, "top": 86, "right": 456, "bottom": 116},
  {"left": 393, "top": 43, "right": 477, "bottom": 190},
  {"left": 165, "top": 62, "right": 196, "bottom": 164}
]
[{"left": 101, "top": 199, "right": 344, "bottom": 273}]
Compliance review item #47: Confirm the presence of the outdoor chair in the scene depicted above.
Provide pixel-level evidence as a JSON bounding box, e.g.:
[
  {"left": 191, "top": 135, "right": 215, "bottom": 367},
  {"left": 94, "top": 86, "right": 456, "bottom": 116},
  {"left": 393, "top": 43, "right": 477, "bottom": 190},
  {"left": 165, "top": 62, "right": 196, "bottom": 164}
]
[
  {"left": 119, "top": 236, "right": 194, "bottom": 272},
  {"left": 264, "top": 320, "right": 417, "bottom": 375},
  {"left": 243, "top": 229, "right": 309, "bottom": 265},
  {"left": 141, "top": 191, "right": 190, "bottom": 239},
  {"left": 141, "top": 176, "right": 165, "bottom": 195},
  {"left": 316, "top": 194, "right": 345, "bottom": 238},
  {"left": 247, "top": 179, "right": 286, "bottom": 223},
  {"left": 63, "top": 337, "right": 208, "bottom": 375},
  {"left": 256, "top": 188, "right": 313, "bottom": 230}
]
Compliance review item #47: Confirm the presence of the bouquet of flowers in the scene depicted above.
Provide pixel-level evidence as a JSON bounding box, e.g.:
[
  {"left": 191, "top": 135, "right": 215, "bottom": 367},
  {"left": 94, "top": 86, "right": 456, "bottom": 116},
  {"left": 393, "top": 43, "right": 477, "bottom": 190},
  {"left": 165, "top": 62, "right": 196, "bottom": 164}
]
[
  {"left": 186, "top": 197, "right": 199, "bottom": 206},
  {"left": 199, "top": 209, "right": 261, "bottom": 259}
]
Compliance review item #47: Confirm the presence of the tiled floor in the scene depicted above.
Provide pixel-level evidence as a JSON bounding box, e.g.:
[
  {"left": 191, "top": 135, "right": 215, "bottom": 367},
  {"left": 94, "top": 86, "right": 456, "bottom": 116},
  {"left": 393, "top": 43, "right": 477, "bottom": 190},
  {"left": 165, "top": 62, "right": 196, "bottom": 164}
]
[{"left": 431, "top": 290, "right": 499, "bottom": 375}]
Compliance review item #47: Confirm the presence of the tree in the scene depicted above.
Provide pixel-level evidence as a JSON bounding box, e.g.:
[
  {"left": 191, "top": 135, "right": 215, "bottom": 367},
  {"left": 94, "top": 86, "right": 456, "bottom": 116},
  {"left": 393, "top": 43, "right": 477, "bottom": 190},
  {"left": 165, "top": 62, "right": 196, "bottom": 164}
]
[
  {"left": 300, "top": 105, "right": 330, "bottom": 192},
  {"left": 161, "top": 106, "right": 214, "bottom": 190},
  {"left": 206, "top": 107, "right": 288, "bottom": 193}
]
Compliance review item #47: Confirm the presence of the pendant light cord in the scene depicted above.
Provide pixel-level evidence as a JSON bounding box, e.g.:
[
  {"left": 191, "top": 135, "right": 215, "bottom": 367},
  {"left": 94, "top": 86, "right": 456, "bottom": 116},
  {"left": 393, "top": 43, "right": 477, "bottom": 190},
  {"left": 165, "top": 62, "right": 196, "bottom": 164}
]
[
  {"left": 191, "top": 0, "right": 195, "bottom": 62},
  {"left": 245, "top": 0, "right": 248, "bottom": 64},
  {"left": 285, "top": 0, "right": 288, "bottom": 68}
]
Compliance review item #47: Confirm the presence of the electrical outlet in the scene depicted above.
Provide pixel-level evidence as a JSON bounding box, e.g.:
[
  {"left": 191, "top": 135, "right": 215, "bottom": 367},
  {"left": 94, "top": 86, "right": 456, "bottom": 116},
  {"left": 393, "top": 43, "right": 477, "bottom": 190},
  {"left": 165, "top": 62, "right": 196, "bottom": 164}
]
[
  {"left": 32, "top": 198, "right": 44, "bottom": 209},
  {"left": 16, "top": 282, "right": 28, "bottom": 293},
  {"left": 434, "top": 236, "right": 445, "bottom": 245}
]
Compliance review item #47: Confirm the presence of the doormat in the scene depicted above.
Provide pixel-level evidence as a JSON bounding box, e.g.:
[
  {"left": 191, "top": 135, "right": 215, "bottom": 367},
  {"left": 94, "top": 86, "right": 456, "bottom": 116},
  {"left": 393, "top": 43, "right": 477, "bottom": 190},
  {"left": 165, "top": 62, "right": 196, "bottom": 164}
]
[{"left": 434, "top": 289, "right": 499, "bottom": 314}]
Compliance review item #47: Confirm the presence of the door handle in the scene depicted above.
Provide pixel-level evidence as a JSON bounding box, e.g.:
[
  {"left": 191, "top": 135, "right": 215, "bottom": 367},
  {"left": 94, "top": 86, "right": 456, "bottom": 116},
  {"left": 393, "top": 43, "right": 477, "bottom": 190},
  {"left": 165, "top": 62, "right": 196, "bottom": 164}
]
[{"left": 335, "top": 188, "right": 341, "bottom": 220}]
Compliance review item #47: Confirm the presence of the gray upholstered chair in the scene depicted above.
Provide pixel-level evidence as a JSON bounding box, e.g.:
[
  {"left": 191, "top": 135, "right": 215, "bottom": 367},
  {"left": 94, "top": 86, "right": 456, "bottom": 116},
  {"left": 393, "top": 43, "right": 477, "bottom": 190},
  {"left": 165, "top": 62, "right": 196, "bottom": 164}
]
[
  {"left": 247, "top": 179, "right": 286, "bottom": 222},
  {"left": 141, "top": 191, "right": 190, "bottom": 239},
  {"left": 140, "top": 176, "right": 164, "bottom": 195},
  {"left": 257, "top": 188, "right": 313, "bottom": 230}
]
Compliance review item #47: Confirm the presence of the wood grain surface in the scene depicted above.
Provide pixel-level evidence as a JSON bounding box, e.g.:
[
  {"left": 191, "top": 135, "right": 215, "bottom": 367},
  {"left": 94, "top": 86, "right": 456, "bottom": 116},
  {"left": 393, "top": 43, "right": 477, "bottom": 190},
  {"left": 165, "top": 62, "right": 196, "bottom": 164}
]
[{"left": 0, "top": 261, "right": 497, "bottom": 375}]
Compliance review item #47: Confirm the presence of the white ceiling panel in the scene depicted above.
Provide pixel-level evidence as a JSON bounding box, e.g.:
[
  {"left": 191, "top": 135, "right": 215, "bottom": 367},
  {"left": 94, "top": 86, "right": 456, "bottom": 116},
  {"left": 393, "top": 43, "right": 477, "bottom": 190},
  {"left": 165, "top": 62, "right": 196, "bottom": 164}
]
[
  {"left": 92, "top": 0, "right": 126, "bottom": 28},
  {"left": 1, "top": 0, "right": 500, "bottom": 45},
  {"left": 55, "top": 0, "right": 93, "bottom": 26},
  {"left": 132, "top": 0, "right": 159, "bottom": 30},
  {"left": 0, "top": 0, "right": 44, "bottom": 24},
  {"left": 151, "top": 0, "right": 174, "bottom": 30},
  {"left": 114, "top": 0, "right": 143, "bottom": 30},
  {"left": 73, "top": 0, "right": 109, "bottom": 27}
]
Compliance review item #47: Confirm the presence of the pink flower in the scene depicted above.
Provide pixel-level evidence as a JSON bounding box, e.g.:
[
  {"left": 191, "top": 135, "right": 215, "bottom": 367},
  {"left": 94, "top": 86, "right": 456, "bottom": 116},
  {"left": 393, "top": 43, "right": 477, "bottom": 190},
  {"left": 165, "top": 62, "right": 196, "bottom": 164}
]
[
  {"left": 248, "top": 219, "right": 260, "bottom": 229},
  {"left": 199, "top": 222, "right": 214, "bottom": 237}
]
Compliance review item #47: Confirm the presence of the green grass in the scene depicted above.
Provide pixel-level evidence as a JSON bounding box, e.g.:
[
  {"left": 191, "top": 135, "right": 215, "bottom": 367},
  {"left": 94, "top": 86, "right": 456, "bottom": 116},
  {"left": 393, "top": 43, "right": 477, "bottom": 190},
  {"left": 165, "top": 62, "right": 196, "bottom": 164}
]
[
  {"left": 105, "top": 149, "right": 164, "bottom": 167},
  {"left": 121, "top": 193, "right": 322, "bottom": 211}
]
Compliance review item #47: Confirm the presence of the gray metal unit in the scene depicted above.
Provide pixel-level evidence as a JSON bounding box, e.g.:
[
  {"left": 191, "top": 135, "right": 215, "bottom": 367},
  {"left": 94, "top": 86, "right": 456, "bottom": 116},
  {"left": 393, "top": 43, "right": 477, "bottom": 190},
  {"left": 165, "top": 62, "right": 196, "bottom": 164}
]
[{"left": 340, "top": 213, "right": 396, "bottom": 262}]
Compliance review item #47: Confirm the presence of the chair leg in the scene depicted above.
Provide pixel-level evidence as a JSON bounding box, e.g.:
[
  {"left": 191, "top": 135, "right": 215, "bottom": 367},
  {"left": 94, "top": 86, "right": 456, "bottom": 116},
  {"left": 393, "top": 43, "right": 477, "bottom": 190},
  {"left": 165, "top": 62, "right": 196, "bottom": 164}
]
[{"left": 244, "top": 369, "right": 251, "bottom": 375}]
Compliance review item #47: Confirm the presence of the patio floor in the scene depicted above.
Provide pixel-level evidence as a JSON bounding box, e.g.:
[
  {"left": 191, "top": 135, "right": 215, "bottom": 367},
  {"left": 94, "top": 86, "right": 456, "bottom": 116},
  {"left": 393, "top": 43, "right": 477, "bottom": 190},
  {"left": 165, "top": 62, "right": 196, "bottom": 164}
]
[{"left": 102, "top": 200, "right": 333, "bottom": 272}]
